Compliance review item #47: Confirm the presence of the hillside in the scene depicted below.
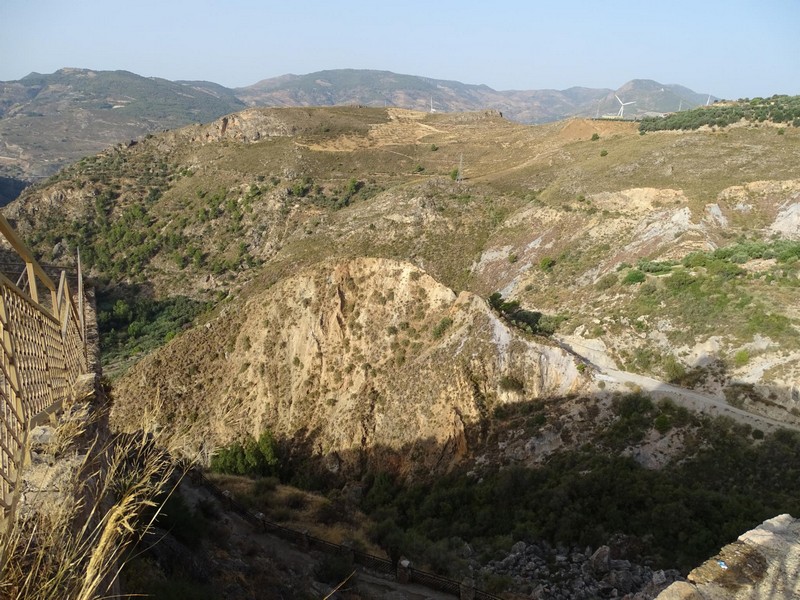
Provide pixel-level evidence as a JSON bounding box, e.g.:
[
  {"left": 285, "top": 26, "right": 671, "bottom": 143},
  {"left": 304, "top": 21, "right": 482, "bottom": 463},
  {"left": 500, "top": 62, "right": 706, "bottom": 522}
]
[
  {"left": 6, "top": 106, "right": 800, "bottom": 415},
  {"left": 0, "top": 68, "right": 245, "bottom": 198},
  {"left": 0, "top": 68, "right": 714, "bottom": 201},
  {"left": 6, "top": 106, "right": 800, "bottom": 596}
]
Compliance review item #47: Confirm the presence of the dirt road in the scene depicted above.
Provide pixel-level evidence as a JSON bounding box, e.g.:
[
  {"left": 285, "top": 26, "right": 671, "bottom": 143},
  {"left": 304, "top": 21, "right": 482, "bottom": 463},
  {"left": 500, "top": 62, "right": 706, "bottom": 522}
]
[
  {"left": 558, "top": 336, "right": 800, "bottom": 434},
  {"left": 598, "top": 367, "right": 800, "bottom": 433}
]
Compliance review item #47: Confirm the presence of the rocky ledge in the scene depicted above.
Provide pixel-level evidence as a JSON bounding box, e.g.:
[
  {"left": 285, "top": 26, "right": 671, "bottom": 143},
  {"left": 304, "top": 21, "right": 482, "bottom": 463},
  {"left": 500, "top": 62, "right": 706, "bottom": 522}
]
[{"left": 656, "top": 514, "right": 799, "bottom": 600}]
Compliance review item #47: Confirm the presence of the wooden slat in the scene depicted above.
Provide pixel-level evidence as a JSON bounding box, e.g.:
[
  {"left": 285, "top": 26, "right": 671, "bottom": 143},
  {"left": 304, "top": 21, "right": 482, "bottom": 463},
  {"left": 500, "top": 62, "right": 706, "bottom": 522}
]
[{"left": 0, "top": 214, "right": 56, "bottom": 293}]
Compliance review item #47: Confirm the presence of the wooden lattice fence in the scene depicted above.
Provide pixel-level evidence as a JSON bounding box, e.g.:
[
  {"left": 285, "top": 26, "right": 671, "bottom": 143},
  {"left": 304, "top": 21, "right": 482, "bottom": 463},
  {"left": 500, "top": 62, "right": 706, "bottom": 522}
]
[{"left": 0, "top": 215, "right": 88, "bottom": 532}]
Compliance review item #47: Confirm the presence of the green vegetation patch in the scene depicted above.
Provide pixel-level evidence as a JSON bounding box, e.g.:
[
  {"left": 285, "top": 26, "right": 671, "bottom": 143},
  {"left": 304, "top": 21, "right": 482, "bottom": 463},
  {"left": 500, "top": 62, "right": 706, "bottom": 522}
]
[
  {"left": 210, "top": 431, "right": 280, "bottom": 478},
  {"left": 487, "top": 292, "right": 565, "bottom": 336},
  {"left": 362, "top": 395, "right": 800, "bottom": 575},
  {"left": 640, "top": 95, "right": 800, "bottom": 132},
  {"left": 98, "top": 288, "right": 210, "bottom": 367},
  {"left": 624, "top": 241, "right": 799, "bottom": 346}
]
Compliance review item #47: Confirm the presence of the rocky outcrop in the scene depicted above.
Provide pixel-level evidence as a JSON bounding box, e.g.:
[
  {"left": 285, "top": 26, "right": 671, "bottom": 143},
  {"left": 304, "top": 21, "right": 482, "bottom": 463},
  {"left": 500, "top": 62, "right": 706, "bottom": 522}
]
[
  {"left": 656, "top": 514, "right": 800, "bottom": 599},
  {"left": 480, "top": 541, "right": 680, "bottom": 599},
  {"left": 111, "top": 257, "right": 589, "bottom": 477},
  {"left": 188, "top": 108, "right": 298, "bottom": 144}
]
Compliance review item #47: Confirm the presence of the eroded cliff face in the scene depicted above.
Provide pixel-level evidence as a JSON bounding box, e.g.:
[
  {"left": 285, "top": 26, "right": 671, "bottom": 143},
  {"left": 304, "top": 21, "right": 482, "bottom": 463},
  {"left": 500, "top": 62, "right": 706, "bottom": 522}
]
[{"left": 111, "top": 257, "right": 588, "bottom": 476}]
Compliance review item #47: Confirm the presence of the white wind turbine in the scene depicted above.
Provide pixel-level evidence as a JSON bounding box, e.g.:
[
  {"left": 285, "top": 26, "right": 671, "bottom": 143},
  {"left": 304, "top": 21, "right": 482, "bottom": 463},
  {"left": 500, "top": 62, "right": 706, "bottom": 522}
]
[{"left": 615, "top": 94, "right": 635, "bottom": 118}]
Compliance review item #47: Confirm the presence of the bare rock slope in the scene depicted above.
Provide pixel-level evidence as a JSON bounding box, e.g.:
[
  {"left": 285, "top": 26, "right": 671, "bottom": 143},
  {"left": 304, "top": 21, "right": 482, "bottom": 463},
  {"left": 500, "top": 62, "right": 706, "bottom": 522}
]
[{"left": 112, "top": 257, "right": 587, "bottom": 476}]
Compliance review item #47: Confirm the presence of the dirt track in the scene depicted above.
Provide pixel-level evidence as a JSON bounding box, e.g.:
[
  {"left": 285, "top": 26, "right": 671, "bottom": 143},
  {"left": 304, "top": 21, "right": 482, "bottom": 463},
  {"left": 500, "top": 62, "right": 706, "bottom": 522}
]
[
  {"left": 560, "top": 336, "right": 800, "bottom": 434},
  {"left": 599, "top": 367, "right": 800, "bottom": 433}
]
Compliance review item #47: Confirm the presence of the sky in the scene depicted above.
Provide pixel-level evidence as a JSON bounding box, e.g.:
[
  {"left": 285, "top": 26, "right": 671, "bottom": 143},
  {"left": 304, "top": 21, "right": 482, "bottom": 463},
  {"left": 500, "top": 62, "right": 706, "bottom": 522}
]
[{"left": 1, "top": 0, "right": 798, "bottom": 100}]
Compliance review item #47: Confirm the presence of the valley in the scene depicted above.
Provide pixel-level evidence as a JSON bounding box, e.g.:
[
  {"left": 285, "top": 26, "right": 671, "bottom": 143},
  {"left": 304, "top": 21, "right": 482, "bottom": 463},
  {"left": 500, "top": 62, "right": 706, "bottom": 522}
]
[{"left": 4, "top": 101, "right": 800, "bottom": 598}]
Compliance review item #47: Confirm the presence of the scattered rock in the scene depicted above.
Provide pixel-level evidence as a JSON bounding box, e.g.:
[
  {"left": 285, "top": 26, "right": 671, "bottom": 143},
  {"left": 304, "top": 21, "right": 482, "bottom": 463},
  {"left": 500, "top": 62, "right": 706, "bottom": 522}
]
[
  {"left": 482, "top": 539, "right": 677, "bottom": 599},
  {"left": 590, "top": 545, "right": 612, "bottom": 574},
  {"left": 29, "top": 425, "right": 55, "bottom": 446},
  {"left": 656, "top": 581, "right": 704, "bottom": 600}
]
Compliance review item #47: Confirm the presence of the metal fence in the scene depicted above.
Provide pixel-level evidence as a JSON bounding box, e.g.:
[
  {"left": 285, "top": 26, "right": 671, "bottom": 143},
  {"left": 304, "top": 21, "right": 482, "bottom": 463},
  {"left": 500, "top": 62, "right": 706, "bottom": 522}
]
[
  {"left": 0, "top": 215, "right": 88, "bottom": 533},
  {"left": 193, "top": 470, "right": 503, "bottom": 600}
]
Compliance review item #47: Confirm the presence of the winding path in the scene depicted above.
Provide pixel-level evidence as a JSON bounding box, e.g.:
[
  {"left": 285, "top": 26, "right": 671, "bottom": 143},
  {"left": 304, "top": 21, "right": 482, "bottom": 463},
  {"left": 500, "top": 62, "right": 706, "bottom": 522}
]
[
  {"left": 559, "top": 337, "right": 800, "bottom": 434},
  {"left": 599, "top": 367, "right": 800, "bottom": 434}
]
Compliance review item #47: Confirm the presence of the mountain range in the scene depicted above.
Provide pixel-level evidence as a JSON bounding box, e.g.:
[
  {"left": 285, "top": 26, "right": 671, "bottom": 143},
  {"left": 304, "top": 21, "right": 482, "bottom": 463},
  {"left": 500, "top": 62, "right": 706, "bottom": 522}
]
[{"left": 0, "top": 67, "right": 715, "bottom": 201}]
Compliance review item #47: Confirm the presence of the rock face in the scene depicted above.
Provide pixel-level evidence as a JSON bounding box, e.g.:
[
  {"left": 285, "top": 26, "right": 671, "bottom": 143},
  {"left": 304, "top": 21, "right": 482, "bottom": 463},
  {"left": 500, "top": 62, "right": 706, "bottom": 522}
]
[
  {"left": 656, "top": 514, "right": 800, "bottom": 600},
  {"left": 111, "top": 257, "right": 588, "bottom": 477}
]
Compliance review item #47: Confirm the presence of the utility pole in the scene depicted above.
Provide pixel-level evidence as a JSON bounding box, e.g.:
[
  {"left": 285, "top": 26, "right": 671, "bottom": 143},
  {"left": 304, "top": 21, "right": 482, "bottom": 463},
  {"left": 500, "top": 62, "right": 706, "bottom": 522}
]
[{"left": 457, "top": 153, "right": 464, "bottom": 183}]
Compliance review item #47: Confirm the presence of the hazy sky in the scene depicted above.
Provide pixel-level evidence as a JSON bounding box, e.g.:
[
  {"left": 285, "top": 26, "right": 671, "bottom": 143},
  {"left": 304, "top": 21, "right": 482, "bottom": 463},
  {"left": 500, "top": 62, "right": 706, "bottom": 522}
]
[{"left": 1, "top": 0, "right": 797, "bottom": 99}]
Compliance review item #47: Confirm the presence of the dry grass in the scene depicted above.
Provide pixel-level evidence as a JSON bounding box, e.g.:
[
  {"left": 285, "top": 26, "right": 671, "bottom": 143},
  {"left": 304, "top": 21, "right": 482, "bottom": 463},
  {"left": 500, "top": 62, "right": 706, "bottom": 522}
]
[
  {"left": 205, "top": 473, "right": 384, "bottom": 556},
  {"left": 0, "top": 396, "right": 183, "bottom": 600}
]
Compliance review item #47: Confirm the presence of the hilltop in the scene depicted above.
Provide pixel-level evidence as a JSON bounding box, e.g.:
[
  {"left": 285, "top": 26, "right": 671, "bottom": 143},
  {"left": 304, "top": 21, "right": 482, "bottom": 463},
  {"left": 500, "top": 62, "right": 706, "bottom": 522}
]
[{"left": 0, "top": 68, "right": 715, "bottom": 201}]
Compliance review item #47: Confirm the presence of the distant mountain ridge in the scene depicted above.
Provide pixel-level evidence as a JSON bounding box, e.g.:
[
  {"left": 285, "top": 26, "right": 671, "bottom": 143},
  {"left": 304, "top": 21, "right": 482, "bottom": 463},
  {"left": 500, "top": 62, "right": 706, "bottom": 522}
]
[
  {"left": 235, "top": 69, "right": 713, "bottom": 123},
  {"left": 0, "top": 68, "right": 246, "bottom": 202},
  {"left": 0, "top": 67, "right": 715, "bottom": 201}
]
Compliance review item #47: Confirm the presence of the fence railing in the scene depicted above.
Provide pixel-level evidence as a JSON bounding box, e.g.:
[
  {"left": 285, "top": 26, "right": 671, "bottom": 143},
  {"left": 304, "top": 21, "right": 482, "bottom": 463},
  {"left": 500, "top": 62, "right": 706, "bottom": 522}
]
[
  {"left": 192, "top": 470, "right": 503, "bottom": 600},
  {"left": 0, "top": 214, "right": 89, "bottom": 532}
]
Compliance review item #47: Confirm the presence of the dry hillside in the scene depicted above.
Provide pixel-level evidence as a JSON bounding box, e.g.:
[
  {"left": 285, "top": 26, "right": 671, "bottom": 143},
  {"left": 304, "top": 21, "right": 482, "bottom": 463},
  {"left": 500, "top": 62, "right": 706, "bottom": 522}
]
[
  {"left": 112, "top": 257, "right": 587, "bottom": 477},
  {"left": 5, "top": 106, "right": 800, "bottom": 451}
]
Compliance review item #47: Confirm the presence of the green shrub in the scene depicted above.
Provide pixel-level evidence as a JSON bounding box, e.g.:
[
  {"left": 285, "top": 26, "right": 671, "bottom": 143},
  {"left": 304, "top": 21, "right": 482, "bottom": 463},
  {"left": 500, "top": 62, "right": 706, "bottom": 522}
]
[
  {"left": 663, "top": 356, "right": 686, "bottom": 382},
  {"left": 623, "top": 269, "right": 646, "bottom": 284},
  {"left": 733, "top": 349, "right": 750, "bottom": 367},
  {"left": 539, "top": 257, "right": 555, "bottom": 271},
  {"left": 432, "top": 317, "right": 454, "bottom": 339},
  {"left": 653, "top": 414, "right": 672, "bottom": 434},
  {"left": 499, "top": 375, "right": 524, "bottom": 391},
  {"left": 210, "top": 431, "right": 279, "bottom": 478}
]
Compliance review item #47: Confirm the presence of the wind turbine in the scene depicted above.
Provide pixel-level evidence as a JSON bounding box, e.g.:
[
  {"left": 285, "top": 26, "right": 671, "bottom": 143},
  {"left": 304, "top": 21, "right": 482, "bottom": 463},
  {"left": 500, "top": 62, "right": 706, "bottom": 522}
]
[
  {"left": 706, "top": 94, "right": 712, "bottom": 106},
  {"left": 615, "top": 94, "right": 635, "bottom": 119}
]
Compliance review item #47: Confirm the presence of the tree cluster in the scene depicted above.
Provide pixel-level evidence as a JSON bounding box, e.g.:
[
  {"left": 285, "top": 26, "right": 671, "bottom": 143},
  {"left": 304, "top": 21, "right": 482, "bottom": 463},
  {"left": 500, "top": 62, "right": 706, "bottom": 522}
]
[
  {"left": 362, "top": 395, "right": 800, "bottom": 575},
  {"left": 639, "top": 95, "right": 800, "bottom": 131}
]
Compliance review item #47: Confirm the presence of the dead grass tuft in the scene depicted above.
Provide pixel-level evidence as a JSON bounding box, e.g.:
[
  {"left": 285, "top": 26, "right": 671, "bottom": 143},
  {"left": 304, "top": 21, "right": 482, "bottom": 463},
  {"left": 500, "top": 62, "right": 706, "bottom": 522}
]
[{"left": 0, "top": 394, "right": 184, "bottom": 600}]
